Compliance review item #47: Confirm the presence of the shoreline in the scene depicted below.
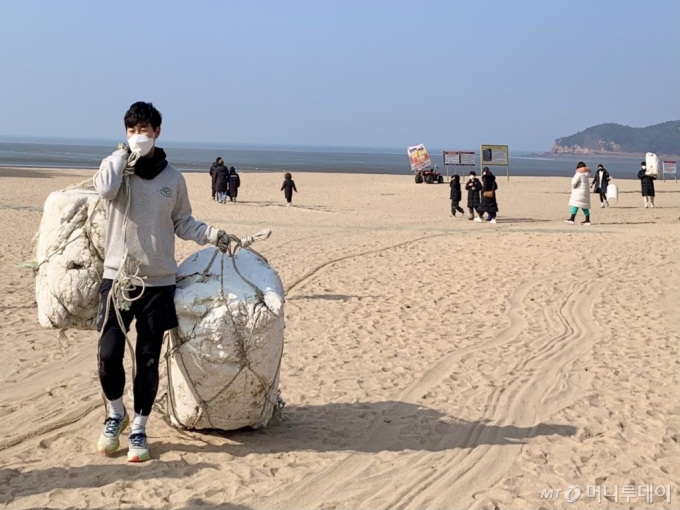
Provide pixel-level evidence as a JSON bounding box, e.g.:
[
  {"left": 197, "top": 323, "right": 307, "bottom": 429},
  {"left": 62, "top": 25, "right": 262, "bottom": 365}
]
[
  {"left": 535, "top": 151, "right": 680, "bottom": 160},
  {"left": 0, "top": 166, "right": 667, "bottom": 183}
]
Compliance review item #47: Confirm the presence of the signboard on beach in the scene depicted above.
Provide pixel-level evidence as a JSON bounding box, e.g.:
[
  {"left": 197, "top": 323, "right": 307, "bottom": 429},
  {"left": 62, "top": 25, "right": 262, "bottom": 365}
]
[
  {"left": 460, "top": 151, "right": 476, "bottom": 166},
  {"left": 443, "top": 151, "right": 475, "bottom": 166},
  {"left": 480, "top": 145, "right": 509, "bottom": 166},
  {"left": 662, "top": 160, "right": 677, "bottom": 181},
  {"left": 444, "top": 151, "right": 460, "bottom": 166},
  {"left": 407, "top": 144, "right": 432, "bottom": 172}
]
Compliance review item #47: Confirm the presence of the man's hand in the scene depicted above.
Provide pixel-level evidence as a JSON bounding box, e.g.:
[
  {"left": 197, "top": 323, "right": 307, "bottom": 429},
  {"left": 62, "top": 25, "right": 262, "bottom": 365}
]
[
  {"left": 109, "top": 148, "right": 129, "bottom": 173},
  {"left": 216, "top": 230, "right": 242, "bottom": 253}
]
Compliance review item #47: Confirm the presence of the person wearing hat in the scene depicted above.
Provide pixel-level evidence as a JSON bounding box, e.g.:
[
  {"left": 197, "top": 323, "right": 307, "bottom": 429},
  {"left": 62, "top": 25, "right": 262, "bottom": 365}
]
[
  {"left": 477, "top": 167, "right": 499, "bottom": 223},
  {"left": 227, "top": 166, "right": 241, "bottom": 202},
  {"left": 214, "top": 158, "right": 230, "bottom": 203}
]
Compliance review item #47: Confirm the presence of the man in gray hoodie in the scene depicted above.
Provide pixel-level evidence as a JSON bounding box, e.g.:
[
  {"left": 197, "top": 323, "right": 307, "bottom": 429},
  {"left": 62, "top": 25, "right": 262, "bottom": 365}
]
[{"left": 93, "top": 101, "right": 233, "bottom": 462}]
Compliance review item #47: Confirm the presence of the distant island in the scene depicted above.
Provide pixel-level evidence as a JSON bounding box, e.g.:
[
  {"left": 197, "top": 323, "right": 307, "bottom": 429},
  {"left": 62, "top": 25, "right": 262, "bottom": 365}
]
[{"left": 550, "top": 121, "right": 680, "bottom": 157}]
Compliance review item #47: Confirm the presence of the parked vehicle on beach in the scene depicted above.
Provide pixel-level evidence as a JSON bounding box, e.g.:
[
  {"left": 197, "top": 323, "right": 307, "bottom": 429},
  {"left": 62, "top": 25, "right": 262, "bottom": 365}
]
[
  {"left": 415, "top": 166, "right": 444, "bottom": 184},
  {"left": 408, "top": 144, "right": 442, "bottom": 184}
]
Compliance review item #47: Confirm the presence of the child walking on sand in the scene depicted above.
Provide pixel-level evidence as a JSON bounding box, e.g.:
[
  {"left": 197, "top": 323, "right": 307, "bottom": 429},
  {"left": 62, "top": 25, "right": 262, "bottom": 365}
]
[
  {"left": 564, "top": 161, "right": 591, "bottom": 226},
  {"left": 281, "top": 172, "right": 298, "bottom": 206},
  {"left": 449, "top": 175, "right": 464, "bottom": 217}
]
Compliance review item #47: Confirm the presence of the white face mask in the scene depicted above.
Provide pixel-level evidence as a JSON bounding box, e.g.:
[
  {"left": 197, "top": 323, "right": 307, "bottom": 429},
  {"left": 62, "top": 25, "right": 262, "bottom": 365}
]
[{"left": 128, "top": 134, "right": 155, "bottom": 157}]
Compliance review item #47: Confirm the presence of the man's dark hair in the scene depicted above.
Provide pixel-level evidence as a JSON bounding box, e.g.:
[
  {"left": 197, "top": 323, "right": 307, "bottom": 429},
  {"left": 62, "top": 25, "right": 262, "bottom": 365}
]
[
  {"left": 124, "top": 102, "right": 163, "bottom": 130},
  {"left": 576, "top": 161, "right": 586, "bottom": 168}
]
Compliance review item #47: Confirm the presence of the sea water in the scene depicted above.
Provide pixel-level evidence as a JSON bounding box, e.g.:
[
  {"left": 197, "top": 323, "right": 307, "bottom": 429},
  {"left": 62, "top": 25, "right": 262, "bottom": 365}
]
[{"left": 0, "top": 138, "right": 647, "bottom": 178}]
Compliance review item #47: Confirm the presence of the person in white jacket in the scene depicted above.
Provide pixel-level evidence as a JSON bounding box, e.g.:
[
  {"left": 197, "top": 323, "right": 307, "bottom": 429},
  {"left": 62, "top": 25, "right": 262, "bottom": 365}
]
[{"left": 564, "top": 162, "right": 592, "bottom": 226}]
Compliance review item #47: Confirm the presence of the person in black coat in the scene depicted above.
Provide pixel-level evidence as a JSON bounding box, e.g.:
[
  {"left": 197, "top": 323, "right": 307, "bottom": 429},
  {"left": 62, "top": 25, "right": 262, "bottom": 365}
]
[
  {"left": 465, "top": 171, "right": 482, "bottom": 220},
  {"left": 209, "top": 157, "right": 220, "bottom": 200},
  {"left": 591, "top": 164, "right": 611, "bottom": 208},
  {"left": 637, "top": 161, "right": 656, "bottom": 208},
  {"left": 281, "top": 172, "right": 298, "bottom": 206},
  {"left": 477, "top": 167, "right": 499, "bottom": 223},
  {"left": 449, "top": 175, "right": 464, "bottom": 217},
  {"left": 214, "top": 159, "right": 230, "bottom": 203},
  {"left": 228, "top": 167, "right": 240, "bottom": 202}
]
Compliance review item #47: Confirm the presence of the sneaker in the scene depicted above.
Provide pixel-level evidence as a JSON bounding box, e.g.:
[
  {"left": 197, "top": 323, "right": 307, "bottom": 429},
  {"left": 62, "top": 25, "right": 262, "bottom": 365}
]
[
  {"left": 581, "top": 221, "right": 591, "bottom": 226},
  {"left": 488, "top": 218, "right": 497, "bottom": 224},
  {"left": 97, "top": 412, "right": 130, "bottom": 456},
  {"left": 564, "top": 219, "right": 575, "bottom": 225},
  {"left": 127, "top": 431, "right": 151, "bottom": 463},
  {"left": 474, "top": 217, "right": 483, "bottom": 222},
  {"left": 600, "top": 203, "right": 605, "bottom": 208}
]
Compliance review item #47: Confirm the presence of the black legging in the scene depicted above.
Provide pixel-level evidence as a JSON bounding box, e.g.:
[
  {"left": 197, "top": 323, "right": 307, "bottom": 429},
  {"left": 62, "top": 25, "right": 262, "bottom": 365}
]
[
  {"left": 97, "top": 281, "right": 176, "bottom": 416},
  {"left": 99, "top": 318, "right": 164, "bottom": 416},
  {"left": 451, "top": 201, "right": 464, "bottom": 215},
  {"left": 599, "top": 191, "right": 607, "bottom": 203}
]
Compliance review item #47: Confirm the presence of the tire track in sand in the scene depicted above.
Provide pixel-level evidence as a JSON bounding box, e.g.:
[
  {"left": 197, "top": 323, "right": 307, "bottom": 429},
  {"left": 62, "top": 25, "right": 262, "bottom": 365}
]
[
  {"left": 267, "top": 272, "right": 559, "bottom": 509},
  {"left": 392, "top": 278, "right": 602, "bottom": 509}
]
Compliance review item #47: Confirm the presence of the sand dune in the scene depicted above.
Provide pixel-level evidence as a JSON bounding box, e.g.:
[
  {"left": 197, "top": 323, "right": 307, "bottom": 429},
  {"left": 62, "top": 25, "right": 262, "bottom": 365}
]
[{"left": 0, "top": 170, "right": 678, "bottom": 509}]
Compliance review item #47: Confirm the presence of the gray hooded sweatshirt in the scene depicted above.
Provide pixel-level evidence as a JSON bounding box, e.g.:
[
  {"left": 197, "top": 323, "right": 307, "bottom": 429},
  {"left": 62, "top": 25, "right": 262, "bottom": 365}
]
[{"left": 93, "top": 149, "right": 219, "bottom": 287}]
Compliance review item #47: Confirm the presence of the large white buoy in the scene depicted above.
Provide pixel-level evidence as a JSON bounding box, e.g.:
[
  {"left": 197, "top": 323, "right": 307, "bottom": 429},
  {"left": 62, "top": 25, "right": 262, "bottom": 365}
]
[
  {"left": 645, "top": 152, "right": 661, "bottom": 178},
  {"left": 35, "top": 187, "right": 106, "bottom": 330},
  {"left": 606, "top": 183, "right": 618, "bottom": 204},
  {"left": 167, "top": 246, "right": 284, "bottom": 430}
]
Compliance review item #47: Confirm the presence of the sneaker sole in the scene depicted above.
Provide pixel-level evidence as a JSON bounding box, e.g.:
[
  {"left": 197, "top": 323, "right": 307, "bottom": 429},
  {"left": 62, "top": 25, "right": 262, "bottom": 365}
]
[
  {"left": 96, "top": 414, "right": 130, "bottom": 456},
  {"left": 127, "top": 451, "right": 151, "bottom": 462}
]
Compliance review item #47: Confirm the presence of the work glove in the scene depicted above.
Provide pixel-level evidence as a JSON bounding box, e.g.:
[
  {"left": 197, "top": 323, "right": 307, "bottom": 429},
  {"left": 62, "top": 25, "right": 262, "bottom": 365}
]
[{"left": 216, "top": 230, "right": 242, "bottom": 254}]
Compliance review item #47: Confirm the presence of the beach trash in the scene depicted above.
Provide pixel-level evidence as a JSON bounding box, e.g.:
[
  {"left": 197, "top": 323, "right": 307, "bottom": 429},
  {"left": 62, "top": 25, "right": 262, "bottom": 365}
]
[
  {"left": 645, "top": 152, "right": 661, "bottom": 178},
  {"left": 167, "top": 246, "right": 285, "bottom": 430},
  {"left": 35, "top": 186, "right": 106, "bottom": 330},
  {"left": 606, "top": 183, "right": 618, "bottom": 204}
]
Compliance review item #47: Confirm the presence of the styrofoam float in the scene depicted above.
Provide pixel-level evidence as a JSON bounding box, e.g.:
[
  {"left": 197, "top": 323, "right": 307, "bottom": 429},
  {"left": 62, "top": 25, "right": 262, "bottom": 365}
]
[
  {"left": 646, "top": 152, "right": 661, "bottom": 178},
  {"left": 167, "top": 247, "right": 285, "bottom": 430},
  {"left": 35, "top": 188, "right": 106, "bottom": 330},
  {"left": 606, "top": 183, "right": 618, "bottom": 204}
]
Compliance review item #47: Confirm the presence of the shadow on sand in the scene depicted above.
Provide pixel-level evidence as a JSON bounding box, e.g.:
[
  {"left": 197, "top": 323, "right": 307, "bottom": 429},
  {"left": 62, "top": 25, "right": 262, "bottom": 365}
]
[
  {"left": 0, "top": 461, "right": 218, "bottom": 505},
  {"left": 288, "top": 293, "right": 382, "bottom": 302},
  {"left": 157, "top": 401, "right": 577, "bottom": 456},
  {"left": 496, "top": 218, "right": 547, "bottom": 224},
  {"left": 2, "top": 402, "right": 577, "bottom": 505}
]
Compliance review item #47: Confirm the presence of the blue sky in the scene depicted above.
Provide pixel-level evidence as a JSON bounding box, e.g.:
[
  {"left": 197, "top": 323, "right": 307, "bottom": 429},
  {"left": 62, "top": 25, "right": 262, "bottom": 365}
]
[{"left": 0, "top": 0, "right": 677, "bottom": 150}]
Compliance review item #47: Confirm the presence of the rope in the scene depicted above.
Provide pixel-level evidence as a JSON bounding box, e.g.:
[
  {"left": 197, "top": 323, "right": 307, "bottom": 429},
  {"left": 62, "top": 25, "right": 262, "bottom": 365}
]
[
  {"left": 96, "top": 146, "right": 144, "bottom": 419},
  {"left": 165, "top": 228, "right": 285, "bottom": 430}
]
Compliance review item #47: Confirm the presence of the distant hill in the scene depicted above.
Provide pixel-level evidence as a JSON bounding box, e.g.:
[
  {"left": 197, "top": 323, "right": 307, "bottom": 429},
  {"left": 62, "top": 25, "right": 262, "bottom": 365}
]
[{"left": 551, "top": 121, "right": 680, "bottom": 156}]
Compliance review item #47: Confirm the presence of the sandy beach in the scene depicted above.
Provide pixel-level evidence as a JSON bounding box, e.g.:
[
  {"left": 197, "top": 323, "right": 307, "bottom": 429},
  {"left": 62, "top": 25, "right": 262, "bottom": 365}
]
[{"left": 0, "top": 168, "right": 678, "bottom": 509}]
